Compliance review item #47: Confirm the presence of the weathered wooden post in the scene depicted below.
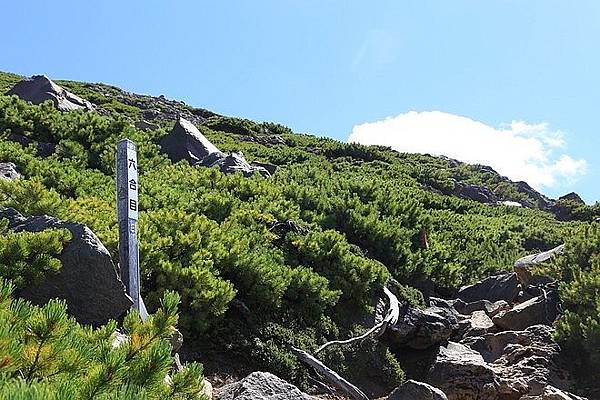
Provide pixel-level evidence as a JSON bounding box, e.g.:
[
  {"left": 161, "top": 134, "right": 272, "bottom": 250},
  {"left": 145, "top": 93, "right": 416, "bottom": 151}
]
[{"left": 116, "top": 139, "right": 141, "bottom": 312}]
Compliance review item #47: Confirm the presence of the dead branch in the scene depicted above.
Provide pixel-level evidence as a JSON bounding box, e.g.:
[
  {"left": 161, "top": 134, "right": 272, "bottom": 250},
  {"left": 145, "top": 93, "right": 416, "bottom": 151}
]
[
  {"left": 315, "top": 286, "right": 399, "bottom": 354},
  {"left": 291, "top": 347, "right": 369, "bottom": 400}
]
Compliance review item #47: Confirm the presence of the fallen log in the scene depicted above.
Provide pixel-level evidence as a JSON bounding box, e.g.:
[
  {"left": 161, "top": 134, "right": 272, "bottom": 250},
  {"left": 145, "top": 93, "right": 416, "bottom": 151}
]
[{"left": 291, "top": 347, "right": 369, "bottom": 400}]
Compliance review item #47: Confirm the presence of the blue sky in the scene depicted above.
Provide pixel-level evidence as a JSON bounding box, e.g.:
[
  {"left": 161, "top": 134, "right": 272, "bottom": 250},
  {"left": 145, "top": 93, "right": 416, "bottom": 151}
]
[{"left": 1, "top": 1, "right": 598, "bottom": 202}]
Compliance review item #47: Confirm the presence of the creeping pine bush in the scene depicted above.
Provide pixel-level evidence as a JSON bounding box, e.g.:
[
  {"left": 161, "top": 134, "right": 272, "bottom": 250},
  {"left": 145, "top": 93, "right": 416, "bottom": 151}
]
[
  {"left": 0, "top": 281, "right": 206, "bottom": 400},
  {"left": 1, "top": 75, "right": 599, "bottom": 393},
  {"left": 0, "top": 219, "right": 71, "bottom": 289}
]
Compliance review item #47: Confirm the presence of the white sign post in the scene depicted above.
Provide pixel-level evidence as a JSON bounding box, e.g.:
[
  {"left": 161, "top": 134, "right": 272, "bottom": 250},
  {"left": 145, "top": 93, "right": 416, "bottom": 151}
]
[{"left": 116, "top": 139, "right": 141, "bottom": 312}]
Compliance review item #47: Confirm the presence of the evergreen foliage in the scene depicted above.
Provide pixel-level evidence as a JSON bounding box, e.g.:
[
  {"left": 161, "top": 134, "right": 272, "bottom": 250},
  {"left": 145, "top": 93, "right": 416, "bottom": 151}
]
[
  {"left": 0, "top": 280, "right": 205, "bottom": 399},
  {"left": 1, "top": 70, "right": 599, "bottom": 393}
]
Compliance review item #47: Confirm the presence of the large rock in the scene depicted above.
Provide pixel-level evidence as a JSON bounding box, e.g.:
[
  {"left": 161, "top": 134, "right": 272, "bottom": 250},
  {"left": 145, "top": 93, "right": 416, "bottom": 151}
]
[
  {"left": 381, "top": 304, "right": 458, "bottom": 350},
  {"left": 514, "top": 246, "right": 565, "bottom": 286},
  {"left": 7, "top": 75, "right": 93, "bottom": 112},
  {"left": 0, "top": 208, "right": 132, "bottom": 326},
  {"left": 160, "top": 117, "right": 221, "bottom": 164},
  {"left": 387, "top": 379, "right": 448, "bottom": 400},
  {"left": 215, "top": 372, "right": 313, "bottom": 400},
  {"left": 492, "top": 292, "right": 560, "bottom": 331},
  {"left": 160, "top": 117, "right": 270, "bottom": 177},
  {"left": 557, "top": 192, "right": 585, "bottom": 205},
  {"left": 0, "top": 162, "right": 20, "bottom": 180},
  {"left": 453, "top": 181, "right": 498, "bottom": 204},
  {"left": 426, "top": 341, "right": 499, "bottom": 400},
  {"left": 457, "top": 273, "right": 520, "bottom": 304},
  {"left": 464, "top": 311, "right": 495, "bottom": 337},
  {"left": 462, "top": 325, "right": 578, "bottom": 399},
  {"left": 514, "top": 181, "right": 553, "bottom": 210}
]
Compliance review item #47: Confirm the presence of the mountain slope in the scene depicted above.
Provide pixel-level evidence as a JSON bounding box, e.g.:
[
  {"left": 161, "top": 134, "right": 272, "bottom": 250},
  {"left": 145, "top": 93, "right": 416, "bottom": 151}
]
[{"left": 0, "top": 71, "right": 598, "bottom": 398}]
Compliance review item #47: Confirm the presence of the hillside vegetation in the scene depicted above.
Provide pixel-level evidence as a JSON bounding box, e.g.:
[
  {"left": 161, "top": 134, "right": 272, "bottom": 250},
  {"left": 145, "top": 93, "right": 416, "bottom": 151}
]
[{"left": 0, "top": 71, "right": 599, "bottom": 397}]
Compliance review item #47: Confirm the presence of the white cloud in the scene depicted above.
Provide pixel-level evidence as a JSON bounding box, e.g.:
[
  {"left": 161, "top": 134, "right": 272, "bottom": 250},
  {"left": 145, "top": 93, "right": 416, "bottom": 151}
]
[{"left": 348, "top": 111, "right": 587, "bottom": 190}]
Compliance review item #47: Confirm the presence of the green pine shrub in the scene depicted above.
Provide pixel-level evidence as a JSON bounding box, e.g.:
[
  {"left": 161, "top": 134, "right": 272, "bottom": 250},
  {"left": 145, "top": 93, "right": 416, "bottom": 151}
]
[{"left": 0, "top": 280, "right": 206, "bottom": 400}]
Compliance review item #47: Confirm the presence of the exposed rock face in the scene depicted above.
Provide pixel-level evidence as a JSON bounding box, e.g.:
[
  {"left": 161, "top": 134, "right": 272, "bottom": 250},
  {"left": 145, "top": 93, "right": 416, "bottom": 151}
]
[
  {"left": 160, "top": 117, "right": 220, "bottom": 164},
  {"left": 464, "top": 311, "right": 496, "bottom": 337},
  {"left": 381, "top": 304, "right": 458, "bottom": 350},
  {"left": 411, "top": 268, "right": 586, "bottom": 400},
  {"left": 427, "top": 341, "right": 499, "bottom": 400},
  {"left": 215, "top": 372, "right": 313, "bottom": 400},
  {"left": 453, "top": 181, "right": 498, "bottom": 204},
  {"left": 0, "top": 208, "right": 132, "bottom": 326},
  {"left": 387, "top": 379, "right": 448, "bottom": 400},
  {"left": 461, "top": 325, "right": 576, "bottom": 400},
  {"left": 457, "top": 273, "right": 520, "bottom": 304},
  {"left": 514, "top": 181, "right": 552, "bottom": 210},
  {"left": 160, "top": 117, "right": 270, "bottom": 177},
  {"left": 492, "top": 293, "right": 560, "bottom": 331},
  {"left": 0, "top": 162, "right": 20, "bottom": 180},
  {"left": 7, "top": 75, "right": 93, "bottom": 112},
  {"left": 558, "top": 192, "right": 585, "bottom": 205}
]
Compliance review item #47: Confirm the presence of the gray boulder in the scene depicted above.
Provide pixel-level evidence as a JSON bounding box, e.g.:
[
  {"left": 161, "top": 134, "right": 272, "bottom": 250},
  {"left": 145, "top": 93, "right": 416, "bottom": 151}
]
[
  {"left": 387, "top": 379, "right": 447, "bottom": 400},
  {"left": 453, "top": 181, "right": 498, "bottom": 204},
  {"left": 160, "top": 117, "right": 270, "bottom": 177},
  {"left": 426, "top": 341, "right": 499, "bottom": 400},
  {"left": 461, "top": 325, "right": 578, "bottom": 399},
  {"left": 160, "top": 117, "right": 220, "bottom": 164},
  {"left": 464, "top": 311, "right": 495, "bottom": 337},
  {"left": 447, "top": 298, "right": 509, "bottom": 318},
  {"left": 215, "top": 371, "right": 313, "bottom": 400},
  {"left": 381, "top": 304, "right": 458, "bottom": 350},
  {"left": 514, "top": 245, "right": 564, "bottom": 286},
  {"left": 7, "top": 75, "right": 93, "bottom": 112},
  {"left": 492, "top": 292, "right": 560, "bottom": 331},
  {"left": 457, "top": 273, "right": 520, "bottom": 304},
  {"left": 0, "top": 208, "right": 132, "bottom": 326},
  {"left": 0, "top": 162, "right": 20, "bottom": 180}
]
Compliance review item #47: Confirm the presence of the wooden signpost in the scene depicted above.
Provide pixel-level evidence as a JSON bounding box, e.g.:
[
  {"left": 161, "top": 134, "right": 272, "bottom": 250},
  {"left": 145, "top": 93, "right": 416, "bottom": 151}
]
[{"left": 116, "top": 139, "right": 143, "bottom": 315}]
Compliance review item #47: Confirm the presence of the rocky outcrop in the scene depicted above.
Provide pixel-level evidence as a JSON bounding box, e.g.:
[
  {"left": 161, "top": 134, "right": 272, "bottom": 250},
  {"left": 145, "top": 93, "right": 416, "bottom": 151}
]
[
  {"left": 387, "top": 379, "right": 448, "bottom": 400},
  {"left": 426, "top": 341, "right": 499, "bottom": 400},
  {"left": 215, "top": 372, "right": 313, "bottom": 400},
  {"left": 457, "top": 273, "right": 520, "bottom": 304},
  {"left": 453, "top": 181, "right": 498, "bottom": 204},
  {"left": 492, "top": 292, "right": 560, "bottom": 331},
  {"left": 160, "top": 117, "right": 270, "bottom": 177},
  {"left": 160, "top": 117, "right": 220, "bottom": 164},
  {"left": 461, "top": 325, "right": 576, "bottom": 400},
  {"left": 557, "top": 192, "right": 585, "bottom": 205},
  {"left": 381, "top": 304, "right": 458, "bottom": 350},
  {"left": 0, "top": 208, "right": 132, "bottom": 326},
  {"left": 7, "top": 75, "right": 93, "bottom": 112},
  {"left": 0, "top": 162, "right": 20, "bottom": 180}
]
